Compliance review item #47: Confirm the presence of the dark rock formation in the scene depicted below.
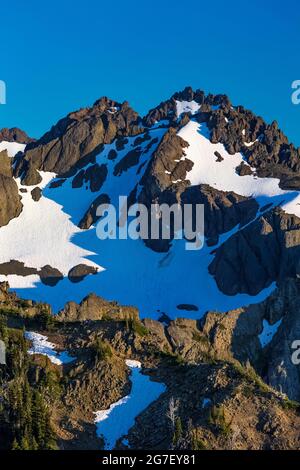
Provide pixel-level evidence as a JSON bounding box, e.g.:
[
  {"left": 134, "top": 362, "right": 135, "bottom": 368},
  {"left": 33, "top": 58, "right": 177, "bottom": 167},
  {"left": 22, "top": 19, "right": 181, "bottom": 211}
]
[
  {"left": 209, "top": 208, "right": 300, "bottom": 295},
  {"left": 79, "top": 194, "right": 110, "bottom": 229},
  {"left": 49, "top": 179, "right": 66, "bottom": 189},
  {"left": 0, "top": 174, "right": 22, "bottom": 227},
  {"left": 0, "top": 150, "right": 13, "bottom": 177},
  {"left": 0, "top": 127, "right": 34, "bottom": 144},
  {"left": 182, "top": 184, "right": 259, "bottom": 245},
  {"left": 0, "top": 261, "right": 63, "bottom": 286},
  {"left": 176, "top": 304, "right": 199, "bottom": 311},
  {"left": 107, "top": 149, "right": 117, "bottom": 160},
  {"left": 235, "top": 162, "right": 253, "bottom": 176},
  {"left": 0, "top": 260, "right": 37, "bottom": 276},
  {"left": 14, "top": 98, "right": 143, "bottom": 185},
  {"left": 39, "top": 265, "right": 64, "bottom": 286},
  {"left": 31, "top": 187, "right": 42, "bottom": 201},
  {"left": 57, "top": 292, "right": 139, "bottom": 322},
  {"left": 113, "top": 148, "right": 141, "bottom": 176},
  {"left": 68, "top": 264, "right": 98, "bottom": 283}
]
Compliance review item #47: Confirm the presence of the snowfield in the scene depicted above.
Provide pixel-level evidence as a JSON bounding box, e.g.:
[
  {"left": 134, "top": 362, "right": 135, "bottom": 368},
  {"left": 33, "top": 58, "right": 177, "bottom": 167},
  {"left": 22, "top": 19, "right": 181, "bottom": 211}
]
[
  {"left": 94, "top": 359, "right": 165, "bottom": 449},
  {"left": 2, "top": 108, "right": 300, "bottom": 318},
  {"left": 0, "top": 171, "right": 101, "bottom": 285}
]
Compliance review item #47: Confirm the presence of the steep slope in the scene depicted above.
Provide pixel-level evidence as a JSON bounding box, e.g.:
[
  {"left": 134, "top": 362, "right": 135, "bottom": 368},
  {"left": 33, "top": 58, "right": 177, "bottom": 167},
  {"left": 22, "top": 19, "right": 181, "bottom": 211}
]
[{"left": 0, "top": 87, "right": 300, "bottom": 322}]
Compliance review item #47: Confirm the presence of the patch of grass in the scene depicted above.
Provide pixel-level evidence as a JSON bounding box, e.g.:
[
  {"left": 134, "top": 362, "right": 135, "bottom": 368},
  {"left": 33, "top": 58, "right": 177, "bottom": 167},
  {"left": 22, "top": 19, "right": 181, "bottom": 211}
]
[
  {"left": 92, "top": 338, "right": 113, "bottom": 361},
  {"left": 242, "top": 384, "right": 254, "bottom": 398},
  {"left": 192, "top": 437, "right": 207, "bottom": 450},
  {"left": 282, "top": 398, "right": 300, "bottom": 411},
  {"left": 208, "top": 405, "right": 232, "bottom": 437},
  {"left": 232, "top": 360, "right": 270, "bottom": 394},
  {"left": 192, "top": 331, "right": 210, "bottom": 346},
  {"left": 129, "top": 319, "right": 149, "bottom": 337}
]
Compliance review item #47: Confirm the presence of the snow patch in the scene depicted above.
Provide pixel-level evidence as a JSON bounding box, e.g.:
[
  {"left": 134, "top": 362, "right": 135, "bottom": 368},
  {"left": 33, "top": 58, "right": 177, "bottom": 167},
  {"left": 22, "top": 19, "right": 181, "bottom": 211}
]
[
  {"left": 25, "top": 331, "right": 75, "bottom": 365},
  {"left": 94, "top": 359, "right": 165, "bottom": 449},
  {"left": 0, "top": 141, "right": 26, "bottom": 157},
  {"left": 175, "top": 100, "right": 200, "bottom": 117}
]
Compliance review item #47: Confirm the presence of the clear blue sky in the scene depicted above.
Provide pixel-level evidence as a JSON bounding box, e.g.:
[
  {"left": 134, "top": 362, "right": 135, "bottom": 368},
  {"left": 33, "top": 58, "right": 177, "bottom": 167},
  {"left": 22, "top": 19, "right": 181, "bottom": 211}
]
[{"left": 1, "top": 0, "right": 300, "bottom": 146}]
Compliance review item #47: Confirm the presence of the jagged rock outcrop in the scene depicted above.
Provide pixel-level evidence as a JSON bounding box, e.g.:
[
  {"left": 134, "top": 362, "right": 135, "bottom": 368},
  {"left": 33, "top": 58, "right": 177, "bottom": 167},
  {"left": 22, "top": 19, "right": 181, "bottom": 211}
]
[
  {"left": 142, "top": 86, "right": 229, "bottom": 127},
  {"left": 39, "top": 265, "right": 63, "bottom": 286},
  {"left": 259, "top": 279, "right": 300, "bottom": 401},
  {"left": 0, "top": 150, "right": 13, "bottom": 177},
  {"left": 79, "top": 194, "right": 110, "bottom": 229},
  {"left": 72, "top": 163, "right": 108, "bottom": 192},
  {"left": 0, "top": 127, "right": 34, "bottom": 144},
  {"left": 31, "top": 187, "right": 42, "bottom": 201},
  {"left": 0, "top": 149, "right": 23, "bottom": 227},
  {"left": 14, "top": 97, "right": 143, "bottom": 185},
  {"left": 126, "top": 361, "right": 300, "bottom": 450},
  {"left": 209, "top": 208, "right": 300, "bottom": 295},
  {"left": 137, "top": 128, "right": 192, "bottom": 251},
  {"left": 0, "top": 174, "right": 22, "bottom": 227},
  {"left": 57, "top": 293, "right": 139, "bottom": 322},
  {"left": 67, "top": 264, "right": 98, "bottom": 283},
  {"left": 182, "top": 184, "right": 259, "bottom": 245},
  {"left": 0, "top": 261, "right": 63, "bottom": 286}
]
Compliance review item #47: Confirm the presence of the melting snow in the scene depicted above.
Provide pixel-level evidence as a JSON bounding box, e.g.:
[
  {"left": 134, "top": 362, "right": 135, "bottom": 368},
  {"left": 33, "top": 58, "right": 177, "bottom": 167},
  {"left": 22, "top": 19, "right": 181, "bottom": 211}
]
[
  {"left": 94, "top": 359, "right": 165, "bottom": 449},
  {"left": 25, "top": 331, "right": 75, "bottom": 365},
  {"left": 259, "top": 319, "right": 282, "bottom": 347}
]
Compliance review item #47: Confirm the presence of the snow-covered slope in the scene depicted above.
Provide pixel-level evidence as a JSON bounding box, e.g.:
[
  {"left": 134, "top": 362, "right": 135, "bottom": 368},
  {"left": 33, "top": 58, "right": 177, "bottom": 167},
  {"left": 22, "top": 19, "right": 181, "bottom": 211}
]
[
  {"left": 178, "top": 120, "right": 300, "bottom": 215},
  {"left": 2, "top": 98, "right": 300, "bottom": 319}
]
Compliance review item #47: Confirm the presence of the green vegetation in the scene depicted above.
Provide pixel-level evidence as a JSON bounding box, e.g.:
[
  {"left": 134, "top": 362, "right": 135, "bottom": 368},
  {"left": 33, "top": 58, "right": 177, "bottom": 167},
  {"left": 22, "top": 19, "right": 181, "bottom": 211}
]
[
  {"left": 192, "top": 331, "right": 210, "bottom": 346},
  {"left": 92, "top": 338, "right": 113, "bottom": 361},
  {"left": 281, "top": 398, "right": 300, "bottom": 411},
  {"left": 191, "top": 433, "right": 207, "bottom": 450},
  {"left": 9, "top": 382, "right": 58, "bottom": 450},
  {"left": 0, "top": 326, "right": 59, "bottom": 450},
  {"left": 36, "top": 309, "right": 56, "bottom": 330},
  {"left": 232, "top": 360, "right": 271, "bottom": 394},
  {"left": 172, "top": 416, "right": 183, "bottom": 445},
  {"left": 128, "top": 318, "right": 149, "bottom": 337},
  {"left": 208, "top": 405, "right": 232, "bottom": 437}
]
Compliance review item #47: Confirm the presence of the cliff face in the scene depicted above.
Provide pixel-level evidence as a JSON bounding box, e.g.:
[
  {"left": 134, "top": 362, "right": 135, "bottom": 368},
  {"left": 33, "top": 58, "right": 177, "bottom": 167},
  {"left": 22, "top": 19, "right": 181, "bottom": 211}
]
[
  {"left": 0, "top": 150, "right": 22, "bottom": 227},
  {"left": 1, "top": 282, "right": 300, "bottom": 450}
]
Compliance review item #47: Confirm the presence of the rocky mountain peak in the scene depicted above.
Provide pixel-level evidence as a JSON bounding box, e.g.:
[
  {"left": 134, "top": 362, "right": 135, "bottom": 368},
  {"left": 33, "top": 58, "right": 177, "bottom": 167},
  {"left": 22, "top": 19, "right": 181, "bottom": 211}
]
[{"left": 0, "top": 127, "right": 34, "bottom": 144}]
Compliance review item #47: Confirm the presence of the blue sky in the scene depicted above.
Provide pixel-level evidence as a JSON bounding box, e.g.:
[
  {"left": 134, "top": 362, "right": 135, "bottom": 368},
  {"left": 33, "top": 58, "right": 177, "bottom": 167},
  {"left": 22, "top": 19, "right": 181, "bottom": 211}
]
[{"left": 0, "top": 0, "right": 299, "bottom": 145}]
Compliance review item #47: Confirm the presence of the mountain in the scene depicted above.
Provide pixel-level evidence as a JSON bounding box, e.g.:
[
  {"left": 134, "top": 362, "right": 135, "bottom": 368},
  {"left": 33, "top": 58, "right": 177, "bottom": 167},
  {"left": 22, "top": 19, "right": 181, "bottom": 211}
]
[{"left": 1, "top": 86, "right": 300, "bottom": 450}]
